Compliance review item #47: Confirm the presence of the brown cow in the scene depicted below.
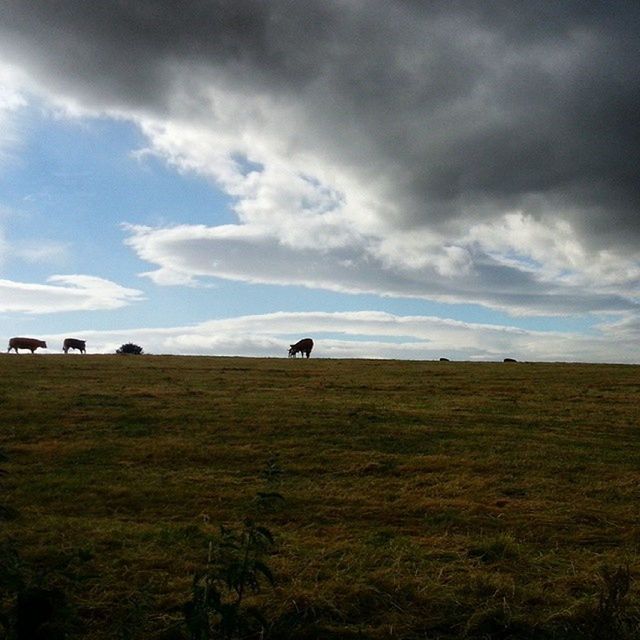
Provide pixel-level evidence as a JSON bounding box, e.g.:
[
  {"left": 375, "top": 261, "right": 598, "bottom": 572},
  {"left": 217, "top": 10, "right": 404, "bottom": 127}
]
[
  {"left": 63, "top": 338, "right": 86, "bottom": 354},
  {"left": 288, "top": 338, "right": 314, "bottom": 358},
  {"left": 7, "top": 337, "right": 47, "bottom": 353}
]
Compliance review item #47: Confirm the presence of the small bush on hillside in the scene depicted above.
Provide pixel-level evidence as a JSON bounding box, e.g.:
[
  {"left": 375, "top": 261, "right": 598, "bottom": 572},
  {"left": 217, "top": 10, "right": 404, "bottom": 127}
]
[{"left": 116, "top": 343, "right": 144, "bottom": 355}]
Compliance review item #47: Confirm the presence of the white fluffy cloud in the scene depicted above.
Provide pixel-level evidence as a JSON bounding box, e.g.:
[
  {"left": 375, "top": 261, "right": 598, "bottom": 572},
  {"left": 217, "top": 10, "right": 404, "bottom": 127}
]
[
  {"left": 124, "top": 219, "right": 639, "bottom": 317},
  {"left": 0, "top": 275, "right": 144, "bottom": 313},
  {"left": 39, "top": 310, "right": 640, "bottom": 363}
]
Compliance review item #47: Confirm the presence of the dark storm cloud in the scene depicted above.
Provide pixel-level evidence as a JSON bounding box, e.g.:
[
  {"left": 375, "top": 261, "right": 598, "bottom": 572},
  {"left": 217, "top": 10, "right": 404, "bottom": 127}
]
[
  {"left": 2, "top": 1, "right": 639, "bottom": 245},
  {"left": 1, "top": 0, "right": 336, "bottom": 105}
]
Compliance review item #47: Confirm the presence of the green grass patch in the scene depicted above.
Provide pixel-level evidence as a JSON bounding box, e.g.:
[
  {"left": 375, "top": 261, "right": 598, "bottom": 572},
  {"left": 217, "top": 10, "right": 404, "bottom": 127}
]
[{"left": 0, "top": 355, "right": 639, "bottom": 638}]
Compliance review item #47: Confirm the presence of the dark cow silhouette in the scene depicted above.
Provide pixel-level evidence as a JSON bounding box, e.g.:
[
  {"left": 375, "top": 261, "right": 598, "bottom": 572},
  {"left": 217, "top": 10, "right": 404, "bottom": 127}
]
[
  {"left": 288, "top": 338, "right": 314, "bottom": 358},
  {"left": 7, "top": 337, "right": 47, "bottom": 353},
  {"left": 63, "top": 338, "right": 86, "bottom": 354},
  {"left": 439, "top": 357, "right": 450, "bottom": 362},
  {"left": 503, "top": 358, "right": 517, "bottom": 363}
]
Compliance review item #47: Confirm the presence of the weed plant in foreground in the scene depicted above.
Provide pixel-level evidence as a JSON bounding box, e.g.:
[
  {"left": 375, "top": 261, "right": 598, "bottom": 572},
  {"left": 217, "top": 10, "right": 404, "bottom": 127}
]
[{"left": 0, "top": 355, "right": 639, "bottom": 638}]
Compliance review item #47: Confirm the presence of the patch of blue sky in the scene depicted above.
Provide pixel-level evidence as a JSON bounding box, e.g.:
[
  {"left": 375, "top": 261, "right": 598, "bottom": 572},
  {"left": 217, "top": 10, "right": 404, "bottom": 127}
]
[
  {"left": 166, "top": 280, "right": 598, "bottom": 335},
  {"left": 0, "top": 105, "right": 234, "bottom": 283},
  {"left": 230, "top": 152, "right": 263, "bottom": 177},
  {"left": 252, "top": 283, "right": 572, "bottom": 331},
  {"left": 0, "top": 312, "right": 62, "bottom": 338},
  {"left": 0, "top": 271, "right": 607, "bottom": 344},
  {"left": 488, "top": 251, "right": 542, "bottom": 272}
]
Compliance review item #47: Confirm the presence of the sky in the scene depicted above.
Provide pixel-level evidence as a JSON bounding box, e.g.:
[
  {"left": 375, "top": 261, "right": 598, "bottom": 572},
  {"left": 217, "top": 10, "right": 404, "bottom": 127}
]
[{"left": 0, "top": 1, "right": 639, "bottom": 361}]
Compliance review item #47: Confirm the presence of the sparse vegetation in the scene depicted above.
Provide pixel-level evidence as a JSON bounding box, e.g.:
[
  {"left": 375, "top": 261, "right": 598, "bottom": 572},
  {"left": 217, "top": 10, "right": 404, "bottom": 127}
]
[
  {"left": 591, "top": 565, "right": 636, "bottom": 639},
  {"left": 0, "top": 356, "right": 639, "bottom": 638},
  {"left": 183, "top": 519, "right": 275, "bottom": 639},
  {"left": 0, "top": 450, "right": 17, "bottom": 523}
]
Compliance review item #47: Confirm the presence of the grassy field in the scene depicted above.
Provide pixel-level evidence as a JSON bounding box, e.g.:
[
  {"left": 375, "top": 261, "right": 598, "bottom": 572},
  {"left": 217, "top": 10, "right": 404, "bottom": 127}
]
[{"left": 0, "top": 355, "right": 639, "bottom": 639}]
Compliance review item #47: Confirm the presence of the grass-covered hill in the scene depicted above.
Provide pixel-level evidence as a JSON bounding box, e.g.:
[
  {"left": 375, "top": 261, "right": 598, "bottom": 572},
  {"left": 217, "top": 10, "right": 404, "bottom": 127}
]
[{"left": 1, "top": 355, "right": 638, "bottom": 639}]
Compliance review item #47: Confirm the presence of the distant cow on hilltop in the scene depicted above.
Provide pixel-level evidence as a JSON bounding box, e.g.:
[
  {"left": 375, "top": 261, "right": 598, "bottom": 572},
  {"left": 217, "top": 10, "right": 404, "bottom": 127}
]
[
  {"left": 7, "top": 337, "right": 47, "bottom": 353},
  {"left": 63, "top": 338, "right": 86, "bottom": 354},
  {"left": 288, "top": 338, "right": 314, "bottom": 358}
]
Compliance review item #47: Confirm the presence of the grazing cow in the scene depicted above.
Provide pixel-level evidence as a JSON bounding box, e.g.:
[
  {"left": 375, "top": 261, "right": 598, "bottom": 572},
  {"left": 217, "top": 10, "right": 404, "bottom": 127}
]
[
  {"left": 439, "top": 357, "right": 450, "bottom": 362},
  {"left": 7, "top": 337, "right": 47, "bottom": 353},
  {"left": 63, "top": 338, "right": 86, "bottom": 354},
  {"left": 288, "top": 338, "right": 314, "bottom": 358},
  {"left": 503, "top": 358, "right": 517, "bottom": 363}
]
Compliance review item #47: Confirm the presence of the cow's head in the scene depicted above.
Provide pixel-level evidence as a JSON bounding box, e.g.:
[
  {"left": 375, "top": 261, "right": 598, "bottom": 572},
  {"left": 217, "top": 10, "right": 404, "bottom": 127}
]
[{"left": 41, "top": 341, "right": 47, "bottom": 348}]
